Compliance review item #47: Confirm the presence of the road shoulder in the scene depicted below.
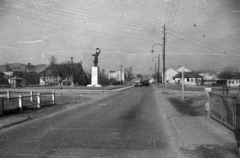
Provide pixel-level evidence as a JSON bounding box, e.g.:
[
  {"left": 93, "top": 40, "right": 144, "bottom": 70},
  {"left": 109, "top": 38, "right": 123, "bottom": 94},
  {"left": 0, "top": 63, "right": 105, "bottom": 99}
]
[{"left": 154, "top": 87, "right": 237, "bottom": 158}]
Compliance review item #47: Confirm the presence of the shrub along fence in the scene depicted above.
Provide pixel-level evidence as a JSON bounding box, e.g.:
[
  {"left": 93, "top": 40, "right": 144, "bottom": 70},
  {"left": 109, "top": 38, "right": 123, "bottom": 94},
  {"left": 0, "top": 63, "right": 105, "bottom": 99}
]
[{"left": 0, "top": 90, "right": 55, "bottom": 116}]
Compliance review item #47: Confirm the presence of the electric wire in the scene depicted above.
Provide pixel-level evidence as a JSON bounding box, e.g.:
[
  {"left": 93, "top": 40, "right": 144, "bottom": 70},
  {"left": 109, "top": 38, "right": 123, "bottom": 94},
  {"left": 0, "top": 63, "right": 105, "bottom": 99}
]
[
  {"left": 0, "top": 7, "right": 158, "bottom": 43},
  {"left": 5, "top": 0, "right": 160, "bottom": 39},
  {"left": 168, "top": 32, "right": 225, "bottom": 54},
  {"left": 168, "top": 28, "right": 239, "bottom": 54},
  {"left": 16, "top": 0, "right": 162, "bottom": 31}
]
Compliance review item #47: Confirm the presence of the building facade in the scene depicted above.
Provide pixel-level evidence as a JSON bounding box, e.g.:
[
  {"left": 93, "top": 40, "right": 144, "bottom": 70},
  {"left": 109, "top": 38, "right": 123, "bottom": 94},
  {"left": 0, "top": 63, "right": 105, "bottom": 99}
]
[
  {"left": 108, "top": 70, "right": 125, "bottom": 82},
  {"left": 173, "top": 72, "right": 203, "bottom": 86}
]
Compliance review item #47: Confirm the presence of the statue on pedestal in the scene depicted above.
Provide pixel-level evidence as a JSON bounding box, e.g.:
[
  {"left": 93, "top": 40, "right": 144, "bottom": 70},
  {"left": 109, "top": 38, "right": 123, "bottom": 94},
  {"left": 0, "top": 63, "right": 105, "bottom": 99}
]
[{"left": 92, "top": 48, "right": 101, "bottom": 66}]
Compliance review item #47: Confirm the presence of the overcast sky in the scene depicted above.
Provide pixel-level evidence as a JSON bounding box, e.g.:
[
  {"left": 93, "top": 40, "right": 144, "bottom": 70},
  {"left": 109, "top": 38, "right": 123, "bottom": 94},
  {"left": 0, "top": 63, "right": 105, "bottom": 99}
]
[{"left": 0, "top": 0, "right": 240, "bottom": 74}]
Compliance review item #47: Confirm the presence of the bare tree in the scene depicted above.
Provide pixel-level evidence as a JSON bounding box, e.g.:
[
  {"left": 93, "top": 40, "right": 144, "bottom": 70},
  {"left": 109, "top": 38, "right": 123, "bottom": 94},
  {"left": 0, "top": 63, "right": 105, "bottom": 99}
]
[
  {"left": 49, "top": 55, "right": 57, "bottom": 69},
  {"left": 5, "top": 63, "right": 12, "bottom": 71},
  {"left": 218, "top": 65, "right": 239, "bottom": 79}
]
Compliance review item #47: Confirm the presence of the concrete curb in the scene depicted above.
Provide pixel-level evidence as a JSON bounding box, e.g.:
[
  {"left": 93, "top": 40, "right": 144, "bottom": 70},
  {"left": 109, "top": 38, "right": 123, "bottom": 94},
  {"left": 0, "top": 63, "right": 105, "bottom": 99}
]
[
  {"left": 111, "top": 86, "right": 134, "bottom": 92},
  {"left": 0, "top": 116, "right": 30, "bottom": 129}
]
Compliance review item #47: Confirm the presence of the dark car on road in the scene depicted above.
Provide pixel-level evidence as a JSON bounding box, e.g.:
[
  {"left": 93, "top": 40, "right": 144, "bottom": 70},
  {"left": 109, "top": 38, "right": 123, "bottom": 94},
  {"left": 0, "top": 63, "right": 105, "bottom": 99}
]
[{"left": 142, "top": 79, "right": 149, "bottom": 86}]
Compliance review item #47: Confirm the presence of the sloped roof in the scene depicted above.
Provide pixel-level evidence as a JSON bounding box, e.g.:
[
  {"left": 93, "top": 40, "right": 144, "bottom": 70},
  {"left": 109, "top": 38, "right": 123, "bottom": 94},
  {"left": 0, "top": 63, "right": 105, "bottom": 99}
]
[
  {"left": 9, "top": 76, "right": 23, "bottom": 80},
  {"left": 173, "top": 72, "right": 202, "bottom": 78}
]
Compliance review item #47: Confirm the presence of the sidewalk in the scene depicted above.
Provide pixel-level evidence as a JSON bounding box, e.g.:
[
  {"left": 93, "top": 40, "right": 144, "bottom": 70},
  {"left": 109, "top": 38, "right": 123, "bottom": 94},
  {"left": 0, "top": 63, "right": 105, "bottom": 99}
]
[{"left": 155, "top": 89, "right": 237, "bottom": 158}]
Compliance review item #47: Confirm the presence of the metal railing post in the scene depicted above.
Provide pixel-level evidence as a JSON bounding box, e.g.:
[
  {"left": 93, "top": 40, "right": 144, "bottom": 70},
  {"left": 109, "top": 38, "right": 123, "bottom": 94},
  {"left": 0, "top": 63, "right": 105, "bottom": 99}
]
[
  {"left": 204, "top": 88, "right": 212, "bottom": 117},
  {"left": 7, "top": 90, "right": 10, "bottom": 101},
  {"left": 0, "top": 97, "right": 4, "bottom": 116},
  {"left": 30, "top": 91, "right": 33, "bottom": 102},
  {"left": 221, "top": 96, "right": 223, "bottom": 125},
  {"left": 37, "top": 93, "right": 41, "bottom": 108},
  {"left": 19, "top": 95, "right": 22, "bottom": 112},
  {"left": 52, "top": 91, "right": 55, "bottom": 105}
]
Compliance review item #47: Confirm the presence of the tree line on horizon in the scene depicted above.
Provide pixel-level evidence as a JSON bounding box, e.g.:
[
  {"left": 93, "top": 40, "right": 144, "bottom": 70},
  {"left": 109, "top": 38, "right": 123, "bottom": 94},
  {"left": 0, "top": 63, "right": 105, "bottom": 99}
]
[{"left": 0, "top": 55, "right": 137, "bottom": 86}]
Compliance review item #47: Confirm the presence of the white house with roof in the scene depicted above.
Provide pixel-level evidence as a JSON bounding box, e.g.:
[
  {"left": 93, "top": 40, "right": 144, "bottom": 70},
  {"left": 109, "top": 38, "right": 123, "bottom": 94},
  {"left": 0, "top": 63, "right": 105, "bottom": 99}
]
[{"left": 173, "top": 72, "right": 203, "bottom": 85}]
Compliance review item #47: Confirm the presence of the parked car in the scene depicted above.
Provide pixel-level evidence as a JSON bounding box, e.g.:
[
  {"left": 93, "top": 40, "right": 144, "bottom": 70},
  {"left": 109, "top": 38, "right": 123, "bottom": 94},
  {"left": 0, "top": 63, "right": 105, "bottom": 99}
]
[{"left": 134, "top": 82, "right": 142, "bottom": 87}]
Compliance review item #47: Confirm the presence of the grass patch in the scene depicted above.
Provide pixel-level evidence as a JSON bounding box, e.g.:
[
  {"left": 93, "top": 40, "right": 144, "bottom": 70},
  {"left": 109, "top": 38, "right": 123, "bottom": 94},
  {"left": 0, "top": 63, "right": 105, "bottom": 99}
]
[
  {"left": 1, "top": 95, "right": 93, "bottom": 116},
  {"left": 182, "top": 144, "right": 237, "bottom": 158},
  {"left": 167, "top": 95, "right": 206, "bottom": 116}
]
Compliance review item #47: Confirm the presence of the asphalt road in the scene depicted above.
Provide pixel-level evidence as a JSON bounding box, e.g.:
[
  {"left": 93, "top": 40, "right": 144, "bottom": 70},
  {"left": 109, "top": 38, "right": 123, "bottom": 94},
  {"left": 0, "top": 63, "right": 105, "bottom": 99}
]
[{"left": 0, "top": 86, "right": 180, "bottom": 158}]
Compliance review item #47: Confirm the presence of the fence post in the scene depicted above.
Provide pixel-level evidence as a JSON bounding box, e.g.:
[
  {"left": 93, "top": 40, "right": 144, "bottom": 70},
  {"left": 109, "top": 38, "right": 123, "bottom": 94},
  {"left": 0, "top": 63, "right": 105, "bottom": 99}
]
[
  {"left": 37, "top": 93, "right": 41, "bottom": 108},
  {"left": 7, "top": 90, "right": 10, "bottom": 101},
  {"left": 0, "top": 97, "right": 4, "bottom": 116},
  {"left": 204, "top": 88, "right": 212, "bottom": 117},
  {"left": 30, "top": 91, "right": 33, "bottom": 102},
  {"left": 52, "top": 91, "right": 55, "bottom": 105},
  {"left": 220, "top": 96, "right": 223, "bottom": 125},
  {"left": 19, "top": 95, "right": 22, "bottom": 112},
  {"left": 236, "top": 93, "right": 240, "bottom": 132}
]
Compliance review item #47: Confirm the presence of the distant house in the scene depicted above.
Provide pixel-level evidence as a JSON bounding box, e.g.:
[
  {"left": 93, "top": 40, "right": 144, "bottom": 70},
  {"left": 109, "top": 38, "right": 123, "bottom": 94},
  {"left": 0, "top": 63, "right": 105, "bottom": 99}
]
[
  {"left": 3, "top": 70, "right": 23, "bottom": 79},
  {"left": 39, "top": 63, "right": 88, "bottom": 86},
  {"left": 226, "top": 79, "right": 240, "bottom": 87},
  {"left": 9, "top": 76, "right": 23, "bottom": 88},
  {"left": 39, "top": 68, "right": 60, "bottom": 85},
  {"left": 165, "top": 68, "right": 178, "bottom": 84},
  {"left": 108, "top": 70, "right": 125, "bottom": 82},
  {"left": 173, "top": 72, "right": 203, "bottom": 85}
]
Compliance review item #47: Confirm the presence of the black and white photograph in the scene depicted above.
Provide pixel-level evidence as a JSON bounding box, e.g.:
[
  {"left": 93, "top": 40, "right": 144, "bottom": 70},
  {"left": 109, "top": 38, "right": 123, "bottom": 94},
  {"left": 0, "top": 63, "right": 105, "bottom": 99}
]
[{"left": 0, "top": 0, "right": 240, "bottom": 157}]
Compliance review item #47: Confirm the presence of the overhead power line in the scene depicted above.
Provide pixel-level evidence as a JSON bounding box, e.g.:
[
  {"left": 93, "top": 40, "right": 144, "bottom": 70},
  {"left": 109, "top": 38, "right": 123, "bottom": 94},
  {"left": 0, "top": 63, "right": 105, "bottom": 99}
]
[
  {"left": 169, "top": 0, "right": 180, "bottom": 29},
  {"left": 0, "top": 4, "right": 160, "bottom": 42},
  {"left": 0, "top": 8, "right": 158, "bottom": 43},
  {"left": 12, "top": 0, "right": 162, "bottom": 31},
  {"left": 168, "top": 28, "right": 239, "bottom": 54},
  {"left": 5, "top": 1, "right": 160, "bottom": 39},
  {"left": 168, "top": 32, "right": 225, "bottom": 54}
]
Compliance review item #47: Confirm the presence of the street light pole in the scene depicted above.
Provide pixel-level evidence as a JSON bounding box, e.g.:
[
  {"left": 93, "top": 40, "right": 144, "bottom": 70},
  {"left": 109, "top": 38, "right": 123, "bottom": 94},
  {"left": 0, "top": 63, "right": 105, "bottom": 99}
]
[
  {"left": 163, "top": 25, "right": 166, "bottom": 89},
  {"left": 155, "top": 63, "right": 156, "bottom": 84},
  {"left": 151, "top": 43, "right": 163, "bottom": 87},
  {"left": 152, "top": 56, "right": 159, "bottom": 86}
]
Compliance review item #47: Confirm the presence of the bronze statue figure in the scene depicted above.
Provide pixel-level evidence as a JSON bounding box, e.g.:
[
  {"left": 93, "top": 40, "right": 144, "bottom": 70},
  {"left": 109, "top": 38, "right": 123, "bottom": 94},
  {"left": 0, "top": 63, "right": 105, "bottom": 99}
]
[{"left": 92, "top": 48, "right": 101, "bottom": 66}]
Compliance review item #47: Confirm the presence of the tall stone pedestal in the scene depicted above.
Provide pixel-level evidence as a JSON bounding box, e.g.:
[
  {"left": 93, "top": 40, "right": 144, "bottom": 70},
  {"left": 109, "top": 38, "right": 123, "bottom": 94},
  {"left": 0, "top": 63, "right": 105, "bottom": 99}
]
[{"left": 87, "top": 66, "right": 102, "bottom": 87}]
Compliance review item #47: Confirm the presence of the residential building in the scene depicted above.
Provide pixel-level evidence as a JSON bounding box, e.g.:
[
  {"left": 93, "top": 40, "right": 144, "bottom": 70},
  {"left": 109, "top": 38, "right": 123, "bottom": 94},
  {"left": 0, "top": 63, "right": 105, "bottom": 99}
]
[
  {"left": 108, "top": 70, "right": 125, "bottom": 82},
  {"left": 173, "top": 72, "right": 203, "bottom": 86},
  {"left": 227, "top": 79, "right": 240, "bottom": 87},
  {"left": 3, "top": 70, "right": 23, "bottom": 79},
  {"left": 9, "top": 76, "right": 24, "bottom": 88}
]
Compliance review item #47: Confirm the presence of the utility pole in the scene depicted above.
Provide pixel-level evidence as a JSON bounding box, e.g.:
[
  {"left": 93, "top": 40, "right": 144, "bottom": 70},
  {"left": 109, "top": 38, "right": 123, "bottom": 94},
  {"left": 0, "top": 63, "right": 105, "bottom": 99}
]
[
  {"left": 157, "top": 54, "right": 160, "bottom": 86},
  {"left": 163, "top": 25, "right": 166, "bottom": 89},
  {"left": 120, "top": 65, "right": 122, "bottom": 84},
  {"left": 155, "top": 63, "right": 156, "bottom": 84},
  {"left": 182, "top": 66, "right": 185, "bottom": 99},
  {"left": 71, "top": 57, "right": 73, "bottom": 86}
]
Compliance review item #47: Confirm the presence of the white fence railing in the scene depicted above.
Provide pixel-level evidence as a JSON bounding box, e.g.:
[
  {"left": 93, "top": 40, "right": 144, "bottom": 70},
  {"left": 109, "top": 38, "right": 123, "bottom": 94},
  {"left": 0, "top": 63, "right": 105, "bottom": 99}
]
[{"left": 0, "top": 91, "right": 55, "bottom": 116}]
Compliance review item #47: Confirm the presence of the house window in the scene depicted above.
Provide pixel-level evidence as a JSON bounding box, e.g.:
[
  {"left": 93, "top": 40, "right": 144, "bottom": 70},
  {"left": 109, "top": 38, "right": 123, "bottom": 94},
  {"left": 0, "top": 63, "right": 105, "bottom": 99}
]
[
  {"left": 187, "top": 78, "right": 189, "bottom": 82},
  {"left": 191, "top": 79, "right": 193, "bottom": 82},
  {"left": 232, "top": 81, "right": 234, "bottom": 84}
]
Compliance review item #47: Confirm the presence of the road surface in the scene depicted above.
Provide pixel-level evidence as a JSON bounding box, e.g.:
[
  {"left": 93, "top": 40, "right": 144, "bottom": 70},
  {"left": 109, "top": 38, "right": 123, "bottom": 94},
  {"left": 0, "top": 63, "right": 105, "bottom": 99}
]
[{"left": 0, "top": 86, "right": 181, "bottom": 158}]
